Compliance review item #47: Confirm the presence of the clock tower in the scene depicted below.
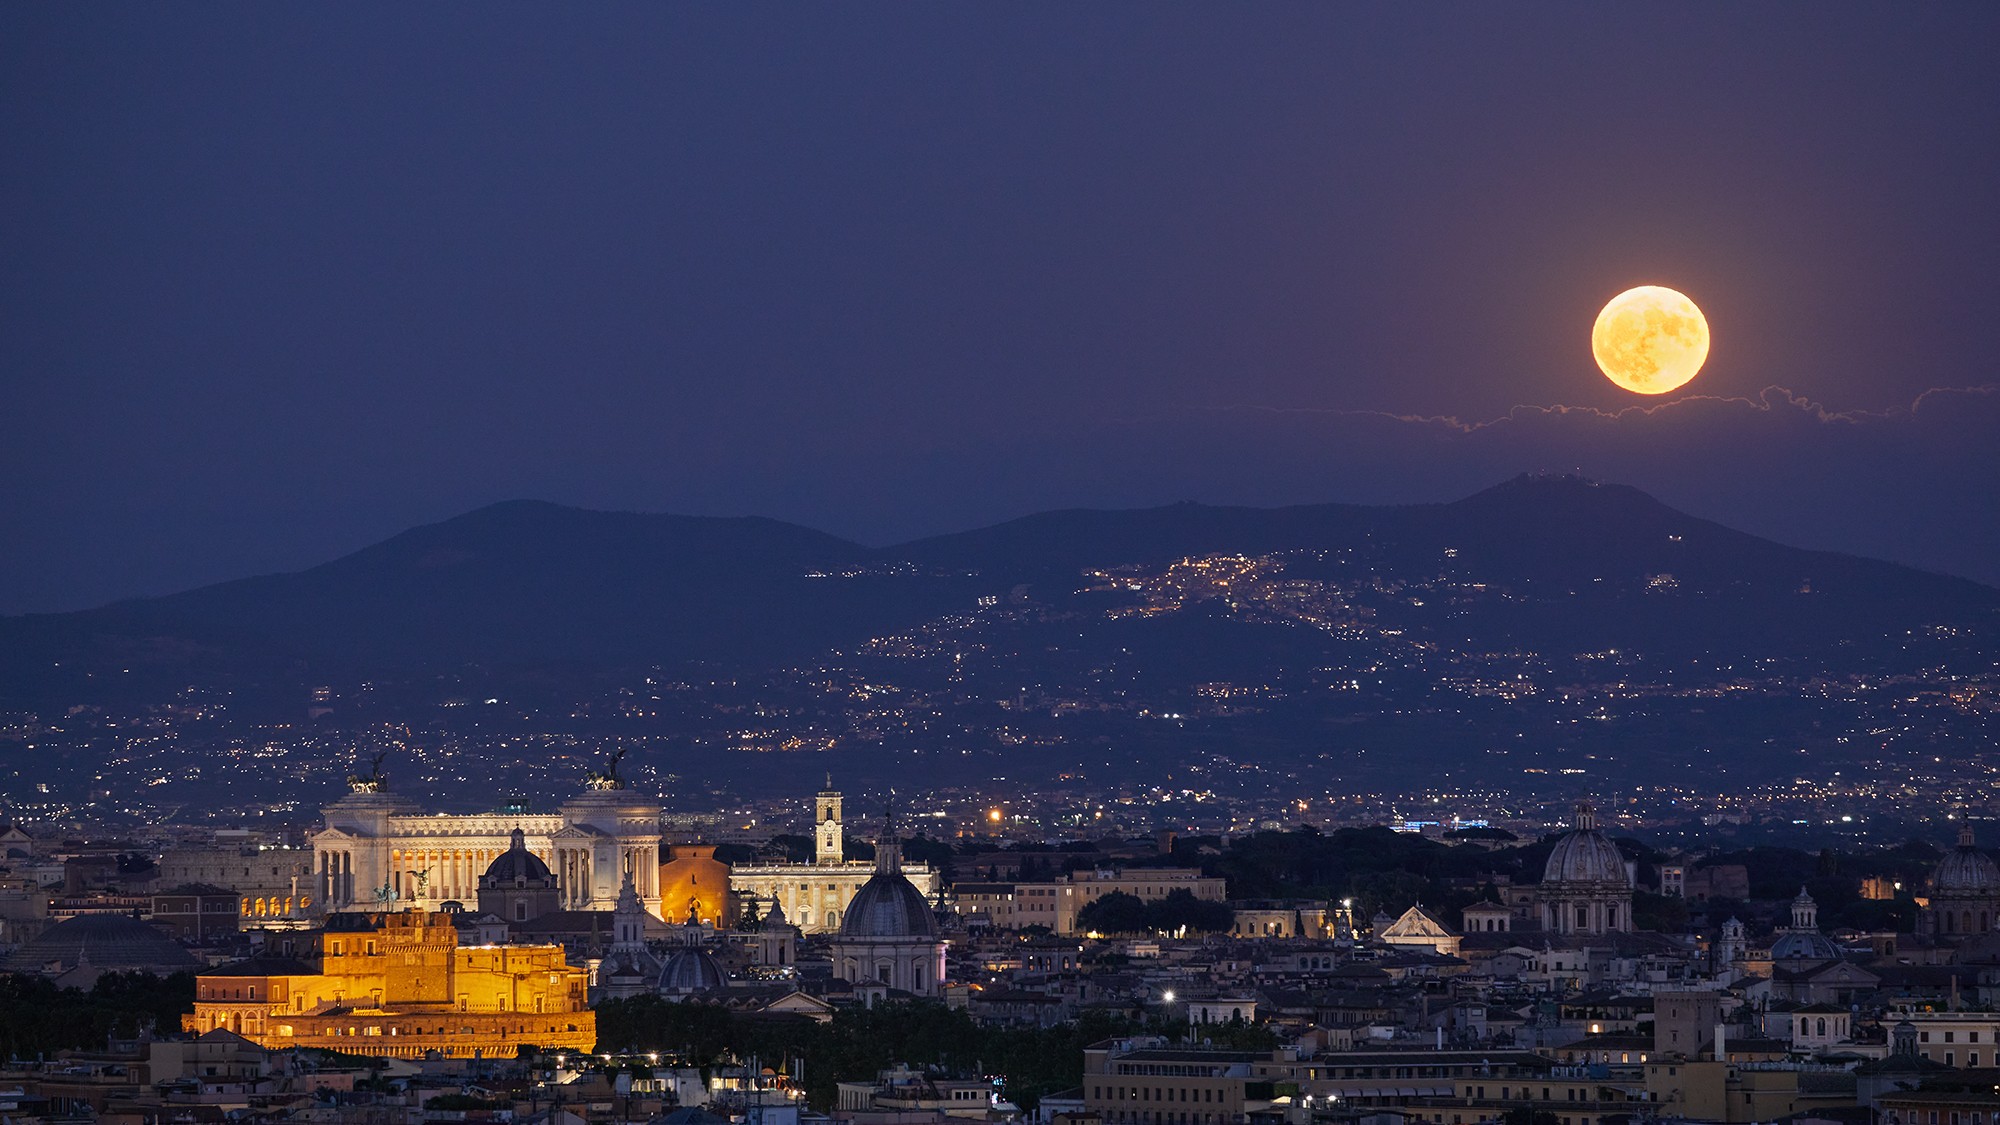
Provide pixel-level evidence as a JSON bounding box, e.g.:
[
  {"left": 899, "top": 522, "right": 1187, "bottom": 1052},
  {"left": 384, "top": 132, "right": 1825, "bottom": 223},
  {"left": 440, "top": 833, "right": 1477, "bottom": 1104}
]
[{"left": 815, "top": 779, "right": 844, "bottom": 866}]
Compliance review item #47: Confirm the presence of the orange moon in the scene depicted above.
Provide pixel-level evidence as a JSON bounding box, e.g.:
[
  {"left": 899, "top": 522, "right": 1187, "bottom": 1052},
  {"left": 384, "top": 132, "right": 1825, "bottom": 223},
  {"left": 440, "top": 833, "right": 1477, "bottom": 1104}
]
[{"left": 1591, "top": 285, "right": 1710, "bottom": 394}]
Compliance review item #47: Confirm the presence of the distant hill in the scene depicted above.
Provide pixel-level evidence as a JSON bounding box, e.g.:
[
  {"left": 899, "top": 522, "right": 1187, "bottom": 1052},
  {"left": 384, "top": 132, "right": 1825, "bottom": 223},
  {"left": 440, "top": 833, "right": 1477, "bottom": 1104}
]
[
  {"left": 1, "top": 476, "right": 1994, "bottom": 710},
  {"left": 0, "top": 500, "right": 949, "bottom": 705},
  {"left": 896, "top": 475, "right": 1958, "bottom": 593}
]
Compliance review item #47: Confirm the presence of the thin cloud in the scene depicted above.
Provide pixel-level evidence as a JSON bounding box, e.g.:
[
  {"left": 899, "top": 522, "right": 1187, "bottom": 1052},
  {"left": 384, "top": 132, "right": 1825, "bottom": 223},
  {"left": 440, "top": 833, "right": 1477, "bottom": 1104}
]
[{"left": 1166, "top": 384, "right": 1999, "bottom": 435}]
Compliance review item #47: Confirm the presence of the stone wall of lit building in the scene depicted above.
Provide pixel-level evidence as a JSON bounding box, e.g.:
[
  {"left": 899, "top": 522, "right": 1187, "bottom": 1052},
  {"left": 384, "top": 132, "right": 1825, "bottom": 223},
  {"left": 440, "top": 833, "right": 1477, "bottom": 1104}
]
[
  {"left": 309, "top": 761, "right": 664, "bottom": 919},
  {"left": 182, "top": 911, "right": 593, "bottom": 1058},
  {"left": 157, "top": 844, "right": 316, "bottom": 927}
]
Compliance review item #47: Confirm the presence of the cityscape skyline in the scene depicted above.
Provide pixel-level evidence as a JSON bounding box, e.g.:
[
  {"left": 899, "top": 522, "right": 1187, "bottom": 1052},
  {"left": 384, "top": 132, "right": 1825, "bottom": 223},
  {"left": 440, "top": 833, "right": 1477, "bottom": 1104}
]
[{"left": 5, "top": 7, "right": 2000, "bottom": 1125}]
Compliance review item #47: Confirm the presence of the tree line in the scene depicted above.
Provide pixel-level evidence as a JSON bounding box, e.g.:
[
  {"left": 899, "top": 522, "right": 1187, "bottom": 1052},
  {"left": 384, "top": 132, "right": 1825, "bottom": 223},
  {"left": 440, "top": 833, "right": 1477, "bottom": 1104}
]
[
  {"left": 592, "top": 997, "right": 1274, "bottom": 1111},
  {"left": 0, "top": 971, "right": 196, "bottom": 1058}
]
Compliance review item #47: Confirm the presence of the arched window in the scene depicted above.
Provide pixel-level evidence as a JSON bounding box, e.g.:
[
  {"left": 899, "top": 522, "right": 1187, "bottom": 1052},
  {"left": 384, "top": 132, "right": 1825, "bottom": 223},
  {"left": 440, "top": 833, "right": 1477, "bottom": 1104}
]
[{"left": 1817, "top": 1018, "right": 1827, "bottom": 1037}]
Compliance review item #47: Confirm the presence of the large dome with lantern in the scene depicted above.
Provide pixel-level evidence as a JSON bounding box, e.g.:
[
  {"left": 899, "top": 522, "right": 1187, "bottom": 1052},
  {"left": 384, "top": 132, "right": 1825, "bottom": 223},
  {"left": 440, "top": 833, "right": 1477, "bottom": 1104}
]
[
  {"left": 1543, "top": 803, "right": 1631, "bottom": 886},
  {"left": 1934, "top": 827, "right": 2000, "bottom": 895},
  {"left": 840, "top": 868, "right": 939, "bottom": 940}
]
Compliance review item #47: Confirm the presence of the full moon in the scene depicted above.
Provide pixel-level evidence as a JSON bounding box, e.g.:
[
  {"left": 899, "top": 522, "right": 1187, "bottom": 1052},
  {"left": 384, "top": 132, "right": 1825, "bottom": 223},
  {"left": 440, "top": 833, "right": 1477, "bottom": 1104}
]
[{"left": 1591, "top": 285, "right": 1710, "bottom": 395}]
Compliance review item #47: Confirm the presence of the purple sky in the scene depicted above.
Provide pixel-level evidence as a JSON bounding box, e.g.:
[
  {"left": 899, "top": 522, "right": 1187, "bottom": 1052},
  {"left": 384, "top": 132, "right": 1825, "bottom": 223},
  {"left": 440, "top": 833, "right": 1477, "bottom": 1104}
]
[{"left": 4, "top": 4, "right": 1998, "bottom": 613}]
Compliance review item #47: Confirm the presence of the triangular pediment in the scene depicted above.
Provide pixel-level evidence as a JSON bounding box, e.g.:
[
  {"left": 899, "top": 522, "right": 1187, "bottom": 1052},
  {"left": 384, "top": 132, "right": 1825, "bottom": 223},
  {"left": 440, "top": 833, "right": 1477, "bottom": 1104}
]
[
  {"left": 763, "top": 990, "right": 834, "bottom": 1014},
  {"left": 1382, "top": 905, "right": 1455, "bottom": 939}
]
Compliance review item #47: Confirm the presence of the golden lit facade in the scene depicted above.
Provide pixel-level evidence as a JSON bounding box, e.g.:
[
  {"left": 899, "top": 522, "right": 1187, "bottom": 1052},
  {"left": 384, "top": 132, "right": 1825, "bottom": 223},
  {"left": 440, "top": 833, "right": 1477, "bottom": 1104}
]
[
  {"left": 658, "top": 844, "right": 739, "bottom": 928},
  {"left": 182, "top": 911, "right": 593, "bottom": 1058}
]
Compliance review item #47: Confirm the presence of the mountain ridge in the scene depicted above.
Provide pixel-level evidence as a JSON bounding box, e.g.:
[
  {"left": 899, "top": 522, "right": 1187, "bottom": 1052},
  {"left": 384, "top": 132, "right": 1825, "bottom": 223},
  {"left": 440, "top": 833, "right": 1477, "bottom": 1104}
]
[{"left": 1, "top": 474, "right": 1993, "bottom": 711}]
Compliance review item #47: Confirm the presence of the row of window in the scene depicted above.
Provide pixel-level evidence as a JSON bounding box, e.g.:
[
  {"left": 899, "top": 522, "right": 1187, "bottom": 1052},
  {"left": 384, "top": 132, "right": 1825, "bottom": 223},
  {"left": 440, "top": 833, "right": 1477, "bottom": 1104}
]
[
  {"left": 1093, "top": 1085, "right": 1231, "bottom": 1104},
  {"left": 1465, "top": 1087, "right": 1603, "bottom": 1103},
  {"left": 239, "top": 896, "right": 310, "bottom": 916},
  {"left": 265, "top": 1021, "right": 582, "bottom": 1037},
  {"left": 1885, "top": 1111, "right": 1991, "bottom": 1125},
  {"left": 1939, "top": 910, "right": 1992, "bottom": 933}
]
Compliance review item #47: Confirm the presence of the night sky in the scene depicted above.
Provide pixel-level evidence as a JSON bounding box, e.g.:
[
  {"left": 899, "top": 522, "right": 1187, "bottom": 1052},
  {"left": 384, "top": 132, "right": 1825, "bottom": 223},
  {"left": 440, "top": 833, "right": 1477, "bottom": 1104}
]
[{"left": 5, "top": 5, "right": 1998, "bottom": 614}]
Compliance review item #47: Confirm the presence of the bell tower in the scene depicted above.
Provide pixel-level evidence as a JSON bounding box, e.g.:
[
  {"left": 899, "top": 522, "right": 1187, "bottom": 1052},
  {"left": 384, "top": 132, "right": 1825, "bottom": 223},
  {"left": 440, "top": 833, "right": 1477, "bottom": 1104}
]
[{"left": 816, "top": 778, "right": 844, "bottom": 866}]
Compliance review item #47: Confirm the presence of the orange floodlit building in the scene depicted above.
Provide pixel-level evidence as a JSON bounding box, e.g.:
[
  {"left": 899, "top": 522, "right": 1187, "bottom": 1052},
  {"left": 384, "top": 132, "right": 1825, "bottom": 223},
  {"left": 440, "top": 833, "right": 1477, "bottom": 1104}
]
[{"left": 182, "top": 911, "right": 592, "bottom": 1057}]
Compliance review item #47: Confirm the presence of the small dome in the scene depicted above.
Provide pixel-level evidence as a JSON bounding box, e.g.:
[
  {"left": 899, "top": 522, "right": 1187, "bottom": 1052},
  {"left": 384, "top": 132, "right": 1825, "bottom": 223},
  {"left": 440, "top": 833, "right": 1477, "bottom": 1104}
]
[
  {"left": 1542, "top": 803, "right": 1630, "bottom": 886},
  {"left": 1771, "top": 930, "right": 1841, "bottom": 962},
  {"left": 1933, "top": 828, "right": 2000, "bottom": 895},
  {"left": 840, "top": 870, "right": 939, "bottom": 939},
  {"left": 482, "top": 829, "right": 551, "bottom": 884},
  {"left": 2, "top": 913, "right": 200, "bottom": 973},
  {"left": 657, "top": 946, "right": 727, "bottom": 995}
]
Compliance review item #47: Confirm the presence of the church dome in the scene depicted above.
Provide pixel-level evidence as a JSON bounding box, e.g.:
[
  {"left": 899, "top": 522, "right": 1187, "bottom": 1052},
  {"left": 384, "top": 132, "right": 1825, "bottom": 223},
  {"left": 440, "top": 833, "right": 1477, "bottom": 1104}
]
[
  {"left": 1542, "top": 803, "right": 1630, "bottom": 886},
  {"left": 1933, "top": 828, "right": 2000, "bottom": 895},
  {"left": 1770, "top": 930, "right": 1841, "bottom": 962},
  {"left": 482, "top": 829, "right": 552, "bottom": 885},
  {"left": 2, "top": 913, "right": 200, "bottom": 974},
  {"left": 657, "top": 946, "right": 727, "bottom": 995},
  {"left": 840, "top": 869, "right": 939, "bottom": 939}
]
